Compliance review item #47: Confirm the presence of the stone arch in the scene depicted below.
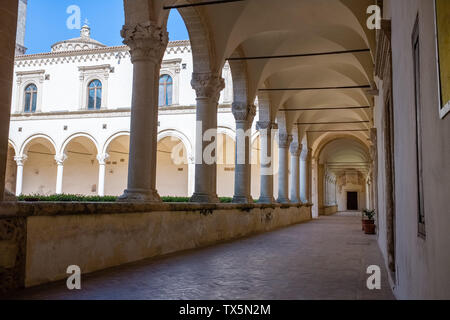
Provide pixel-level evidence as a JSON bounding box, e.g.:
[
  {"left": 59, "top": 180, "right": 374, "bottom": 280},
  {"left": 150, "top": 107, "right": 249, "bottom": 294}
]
[
  {"left": 60, "top": 133, "right": 99, "bottom": 155},
  {"left": 157, "top": 129, "right": 193, "bottom": 160},
  {"left": 156, "top": 132, "right": 190, "bottom": 197},
  {"left": 61, "top": 133, "right": 100, "bottom": 195},
  {"left": 103, "top": 132, "right": 130, "bottom": 196},
  {"left": 20, "top": 134, "right": 57, "bottom": 157},
  {"left": 19, "top": 134, "right": 58, "bottom": 195},
  {"left": 102, "top": 131, "right": 130, "bottom": 155}
]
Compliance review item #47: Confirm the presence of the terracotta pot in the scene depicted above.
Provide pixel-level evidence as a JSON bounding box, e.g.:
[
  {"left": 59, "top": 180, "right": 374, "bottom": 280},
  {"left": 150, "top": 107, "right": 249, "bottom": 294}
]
[
  {"left": 364, "top": 222, "right": 376, "bottom": 234},
  {"left": 362, "top": 219, "right": 374, "bottom": 231}
]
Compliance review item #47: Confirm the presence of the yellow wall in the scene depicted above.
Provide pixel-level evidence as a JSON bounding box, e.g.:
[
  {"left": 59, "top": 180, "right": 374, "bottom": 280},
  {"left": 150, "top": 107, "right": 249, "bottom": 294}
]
[{"left": 436, "top": 0, "right": 450, "bottom": 107}]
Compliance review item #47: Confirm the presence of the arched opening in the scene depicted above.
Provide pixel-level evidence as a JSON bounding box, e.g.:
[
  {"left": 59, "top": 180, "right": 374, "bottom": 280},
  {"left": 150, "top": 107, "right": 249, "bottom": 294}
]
[
  {"left": 62, "top": 136, "right": 99, "bottom": 195},
  {"left": 317, "top": 138, "right": 370, "bottom": 214},
  {"left": 216, "top": 133, "right": 235, "bottom": 197},
  {"left": 5, "top": 143, "right": 16, "bottom": 194},
  {"left": 22, "top": 137, "right": 57, "bottom": 195},
  {"left": 156, "top": 136, "right": 188, "bottom": 197},
  {"left": 104, "top": 134, "right": 129, "bottom": 196}
]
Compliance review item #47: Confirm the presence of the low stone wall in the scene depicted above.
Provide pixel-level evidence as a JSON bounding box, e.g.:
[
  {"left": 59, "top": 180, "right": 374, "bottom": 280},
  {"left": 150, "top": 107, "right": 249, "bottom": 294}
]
[
  {"left": 0, "top": 202, "right": 312, "bottom": 290},
  {"left": 320, "top": 205, "right": 338, "bottom": 216}
]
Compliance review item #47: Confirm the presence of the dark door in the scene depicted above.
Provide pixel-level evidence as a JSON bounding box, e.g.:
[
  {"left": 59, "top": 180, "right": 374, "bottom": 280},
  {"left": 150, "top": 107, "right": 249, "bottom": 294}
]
[{"left": 347, "top": 192, "right": 358, "bottom": 210}]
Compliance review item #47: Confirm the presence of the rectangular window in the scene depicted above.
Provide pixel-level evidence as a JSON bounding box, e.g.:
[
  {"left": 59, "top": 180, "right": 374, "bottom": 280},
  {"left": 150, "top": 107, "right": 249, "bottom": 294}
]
[
  {"left": 412, "top": 18, "right": 425, "bottom": 237},
  {"left": 435, "top": 0, "right": 450, "bottom": 118}
]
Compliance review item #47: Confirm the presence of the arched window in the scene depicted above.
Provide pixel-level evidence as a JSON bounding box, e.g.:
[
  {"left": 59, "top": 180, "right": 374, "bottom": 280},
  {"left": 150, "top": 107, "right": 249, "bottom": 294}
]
[
  {"left": 159, "top": 75, "right": 173, "bottom": 107},
  {"left": 88, "top": 80, "right": 102, "bottom": 110},
  {"left": 24, "top": 84, "right": 37, "bottom": 113}
]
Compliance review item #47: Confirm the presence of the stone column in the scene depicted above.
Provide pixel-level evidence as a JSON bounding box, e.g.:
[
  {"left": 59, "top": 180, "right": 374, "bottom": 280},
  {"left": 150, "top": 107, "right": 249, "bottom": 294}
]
[
  {"left": 14, "top": 155, "right": 27, "bottom": 196},
  {"left": 119, "top": 21, "right": 168, "bottom": 202},
  {"left": 257, "top": 121, "right": 277, "bottom": 203},
  {"left": 55, "top": 154, "right": 67, "bottom": 194},
  {"left": 190, "top": 73, "right": 225, "bottom": 203},
  {"left": 97, "top": 153, "right": 109, "bottom": 197},
  {"left": 308, "top": 149, "right": 313, "bottom": 202},
  {"left": 300, "top": 148, "right": 309, "bottom": 203},
  {"left": 0, "top": 0, "right": 19, "bottom": 201},
  {"left": 289, "top": 142, "right": 301, "bottom": 203},
  {"left": 232, "top": 103, "right": 256, "bottom": 203},
  {"left": 187, "top": 156, "right": 195, "bottom": 197},
  {"left": 277, "top": 133, "right": 292, "bottom": 203}
]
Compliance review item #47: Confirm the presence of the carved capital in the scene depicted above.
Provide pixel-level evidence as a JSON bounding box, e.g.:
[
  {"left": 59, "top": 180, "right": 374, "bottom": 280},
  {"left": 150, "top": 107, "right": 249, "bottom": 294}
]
[
  {"left": 290, "top": 143, "right": 301, "bottom": 157},
  {"left": 232, "top": 102, "right": 256, "bottom": 122},
  {"left": 300, "top": 148, "right": 309, "bottom": 161},
  {"left": 121, "top": 21, "right": 168, "bottom": 63},
  {"left": 97, "top": 153, "right": 110, "bottom": 165},
  {"left": 191, "top": 73, "right": 225, "bottom": 102},
  {"left": 278, "top": 134, "right": 293, "bottom": 148},
  {"left": 55, "top": 153, "right": 67, "bottom": 166},
  {"left": 14, "top": 155, "right": 28, "bottom": 166},
  {"left": 256, "top": 121, "right": 278, "bottom": 131}
]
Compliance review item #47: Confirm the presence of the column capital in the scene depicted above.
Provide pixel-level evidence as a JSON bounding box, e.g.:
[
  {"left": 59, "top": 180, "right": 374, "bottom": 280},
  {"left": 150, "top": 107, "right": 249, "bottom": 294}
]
[
  {"left": 55, "top": 153, "right": 67, "bottom": 165},
  {"left": 14, "top": 155, "right": 28, "bottom": 166},
  {"left": 121, "top": 21, "right": 168, "bottom": 63},
  {"left": 290, "top": 142, "right": 301, "bottom": 157},
  {"left": 256, "top": 121, "right": 278, "bottom": 131},
  {"left": 278, "top": 133, "right": 293, "bottom": 148},
  {"left": 232, "top": 102, "right": 256, "bottom": 122},
  {"left": 300, "top": 147, "right": 309, "bottom": 161},
  {"left": 97, "top": 153, "right": 110, "bottom": 165},
  {"left": 191, "top": 73, "right": 225, "bottom": 102}
]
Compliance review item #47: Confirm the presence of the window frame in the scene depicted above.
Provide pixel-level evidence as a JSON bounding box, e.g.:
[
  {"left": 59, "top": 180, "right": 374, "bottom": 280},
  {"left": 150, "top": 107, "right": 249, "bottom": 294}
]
[
  {"left": 87, "top": 79, "right": 103, "bottom": 110},
  {"left": 24, "top": 83, "right": 38, "bottom": 113},
  {"left": 159, "top": 74, "right": 173, "bottom": 107}
]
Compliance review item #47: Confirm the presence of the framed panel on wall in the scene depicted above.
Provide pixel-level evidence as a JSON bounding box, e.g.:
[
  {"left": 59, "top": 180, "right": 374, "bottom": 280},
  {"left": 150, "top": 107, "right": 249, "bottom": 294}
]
[{"left": 435, "top": 0, "right": 450, "bottom": 118}]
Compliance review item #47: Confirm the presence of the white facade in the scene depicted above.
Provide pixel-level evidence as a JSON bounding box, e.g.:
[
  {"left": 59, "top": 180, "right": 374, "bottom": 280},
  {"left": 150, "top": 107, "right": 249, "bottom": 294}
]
[{"left": 7, "top": 27, "right": 262, "bottom": 198}]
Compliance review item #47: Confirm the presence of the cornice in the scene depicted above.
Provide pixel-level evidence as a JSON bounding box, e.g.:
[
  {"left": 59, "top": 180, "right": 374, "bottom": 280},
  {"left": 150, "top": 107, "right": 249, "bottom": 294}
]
[{"left": 14, "top": 40, "right": 192, "bottom": 67}]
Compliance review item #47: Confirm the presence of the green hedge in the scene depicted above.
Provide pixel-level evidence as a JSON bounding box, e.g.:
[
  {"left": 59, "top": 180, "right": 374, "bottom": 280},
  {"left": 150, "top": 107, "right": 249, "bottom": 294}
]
[{"left": 18, "top": 194, "right": 235, "bottom": 203}]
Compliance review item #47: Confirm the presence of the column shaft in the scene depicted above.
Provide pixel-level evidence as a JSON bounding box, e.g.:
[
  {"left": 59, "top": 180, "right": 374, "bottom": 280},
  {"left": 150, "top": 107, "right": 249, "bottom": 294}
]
[
  {"left": 0, "top": 0, "right": 19, "bottom": 201},
  {"left": 97, "top": 153, "right": 109, "bottom": 197},
  {"left": 277, "top": 134, "right": 292, "bottom": 203},
  {"left": 54, "top": 154, "right": 66, "bottom": 194},
  {"left": 119, "top": 22, "right": 167, "bottom": 202},
  {"left": 232, "top": 103, "right": 256, "bottom": 203},
  {"left": 289, "top": 143, "right": 301, "bottom": 203},
  {"left": 190, "top": 73, "right": 224, "bottom": 203},
  {"left": 257, "top": 122, "right": 277, "bottom": 203},
  {"left": 14, "top": 155, "right": 26, "bottom": 196}
]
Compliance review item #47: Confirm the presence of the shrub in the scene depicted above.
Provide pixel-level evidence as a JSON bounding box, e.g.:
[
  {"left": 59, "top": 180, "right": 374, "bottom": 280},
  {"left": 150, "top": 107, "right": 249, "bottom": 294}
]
[{"left": 17, "top": 195, "right": 237, "bottom": 204}]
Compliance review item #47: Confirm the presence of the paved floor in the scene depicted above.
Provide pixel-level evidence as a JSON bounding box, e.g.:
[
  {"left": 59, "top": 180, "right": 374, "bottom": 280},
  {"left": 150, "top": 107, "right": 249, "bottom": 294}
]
[{"left": 11, "top": 213, "right": 395, "bottom": 300}]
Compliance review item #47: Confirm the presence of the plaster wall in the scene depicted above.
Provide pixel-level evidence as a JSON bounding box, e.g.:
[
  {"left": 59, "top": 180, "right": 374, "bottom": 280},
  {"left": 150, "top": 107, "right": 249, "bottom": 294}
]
[{"left": 25, "top": 204, "right": 312, "bottom": 287}]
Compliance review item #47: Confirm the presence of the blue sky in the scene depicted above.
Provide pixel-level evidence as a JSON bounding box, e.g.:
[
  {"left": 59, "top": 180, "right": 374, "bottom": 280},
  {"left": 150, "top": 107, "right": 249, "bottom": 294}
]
[{"left": 25, "top": 0, "right": 189, "bottom": 54}]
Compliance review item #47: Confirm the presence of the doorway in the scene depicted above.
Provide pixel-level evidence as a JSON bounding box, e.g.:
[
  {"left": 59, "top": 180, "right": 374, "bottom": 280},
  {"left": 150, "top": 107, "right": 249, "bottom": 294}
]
[{"left": 347, "top": 192, "right": 358, "bottom": 210}]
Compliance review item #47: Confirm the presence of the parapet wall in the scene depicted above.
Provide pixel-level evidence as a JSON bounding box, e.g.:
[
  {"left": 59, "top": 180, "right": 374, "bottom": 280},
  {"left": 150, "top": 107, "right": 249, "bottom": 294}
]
[{"left": 0, "top": 202, "right": 312, "bottom": 290}]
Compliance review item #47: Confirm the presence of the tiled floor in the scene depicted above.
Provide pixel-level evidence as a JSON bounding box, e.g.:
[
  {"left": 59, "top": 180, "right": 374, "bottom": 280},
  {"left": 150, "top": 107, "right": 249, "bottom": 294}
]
[{"left": 11, "top": 213, "right": 395, "bottom": 300}]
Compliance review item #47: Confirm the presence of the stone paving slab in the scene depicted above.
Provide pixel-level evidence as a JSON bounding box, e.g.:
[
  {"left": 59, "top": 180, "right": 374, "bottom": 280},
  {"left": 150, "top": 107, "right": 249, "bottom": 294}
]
[{"left": 9, "top": 213, "right": 395, "bottom": 300}]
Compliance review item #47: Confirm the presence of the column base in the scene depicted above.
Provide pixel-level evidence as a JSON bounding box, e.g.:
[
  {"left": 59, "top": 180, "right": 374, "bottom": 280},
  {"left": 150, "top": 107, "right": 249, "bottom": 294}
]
[
  {"left": 290, "top": 197, "right": 301, "bottom": 204},
  {"left": 190, "top": 193, "right": 220, "bottom": 203},
  {"left": 3, "top": 189, "right": 17, "bottom": 202},
  {"left": 258, "top": 196, "right": 275, "bottom": 204},
  {"left": 232, "top": 195, "right": 254, "bottom": 204},
  {"left": 117, "top": 189, "right": 161, "bottom": 203},
  {"left": 277, "top": 197, "right": 291, "bottom": 204}
]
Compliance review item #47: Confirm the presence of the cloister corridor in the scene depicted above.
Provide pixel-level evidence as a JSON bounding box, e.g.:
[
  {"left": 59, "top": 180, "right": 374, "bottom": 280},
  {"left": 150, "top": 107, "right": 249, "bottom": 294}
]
[{"left": 8, "top": 213, "right": 394, "bottom": 300}]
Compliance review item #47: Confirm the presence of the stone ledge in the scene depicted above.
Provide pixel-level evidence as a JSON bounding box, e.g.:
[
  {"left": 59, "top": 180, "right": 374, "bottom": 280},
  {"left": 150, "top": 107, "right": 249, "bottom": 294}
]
[{"left": 0, "top": 202, "right": 310, "bottom": 218}]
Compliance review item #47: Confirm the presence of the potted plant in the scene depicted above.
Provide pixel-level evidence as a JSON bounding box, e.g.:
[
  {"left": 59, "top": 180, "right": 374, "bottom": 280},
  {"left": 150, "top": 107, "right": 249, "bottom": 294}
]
[{"left": 363, "top": 209, "right": 376, "bottom": 234}]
